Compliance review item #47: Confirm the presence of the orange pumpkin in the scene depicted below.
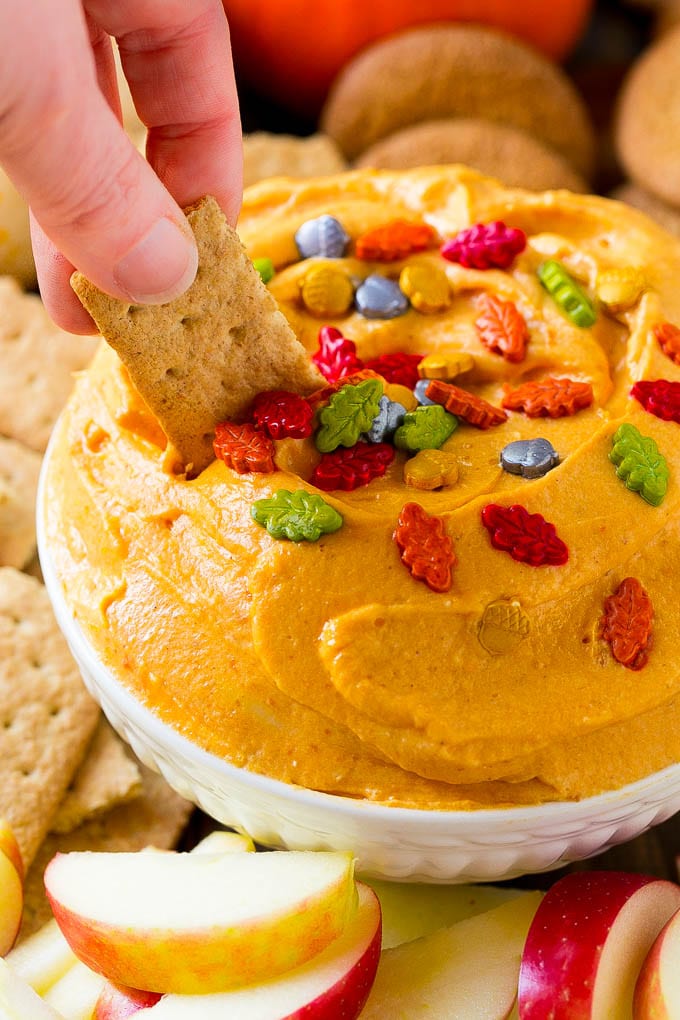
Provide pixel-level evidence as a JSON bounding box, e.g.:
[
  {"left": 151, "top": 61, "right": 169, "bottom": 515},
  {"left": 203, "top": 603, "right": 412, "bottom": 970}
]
[{"left": 224, "top": 0, "right": 594, "bottom": 117}]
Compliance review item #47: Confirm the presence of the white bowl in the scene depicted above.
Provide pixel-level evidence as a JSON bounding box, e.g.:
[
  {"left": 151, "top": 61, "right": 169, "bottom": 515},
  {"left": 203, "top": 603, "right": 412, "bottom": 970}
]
[{"left": 37, "top": 466, "right": 680, "bottom": 883}]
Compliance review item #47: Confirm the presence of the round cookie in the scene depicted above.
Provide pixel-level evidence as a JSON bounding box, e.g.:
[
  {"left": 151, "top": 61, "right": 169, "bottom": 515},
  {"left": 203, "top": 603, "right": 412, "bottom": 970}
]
[
  {"left": 354, "top": 118, "right": 588, "bottom": 192},
  {"left": 243, "top": 132, "right": 348, "bottom": 188},
  {"left": 615, "top": 26, "right": 680, "bottom": 206},
  {"left": 320, "top": 24, "right": 596, "bottom": 175},
  {"left": 611, "top": 182, "right": 680, "bottom": 239}
]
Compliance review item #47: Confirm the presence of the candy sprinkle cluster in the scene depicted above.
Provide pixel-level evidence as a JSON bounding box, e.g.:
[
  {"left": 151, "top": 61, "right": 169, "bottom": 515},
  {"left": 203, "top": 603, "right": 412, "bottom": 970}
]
[{"left": 219, "top": 214, "right": 680, "bottom": 670}]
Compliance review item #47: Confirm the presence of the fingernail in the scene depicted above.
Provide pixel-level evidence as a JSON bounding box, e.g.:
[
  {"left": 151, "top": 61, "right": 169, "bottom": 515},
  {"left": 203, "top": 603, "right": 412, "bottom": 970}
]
[{"left": 113, "top": 218, "right": 198, "bottom": 304}]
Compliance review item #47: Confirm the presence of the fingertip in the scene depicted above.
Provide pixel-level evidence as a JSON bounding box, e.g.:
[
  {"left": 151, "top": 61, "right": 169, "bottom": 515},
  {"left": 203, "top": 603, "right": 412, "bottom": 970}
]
[{"left": 31, "top": 216, "right": 99, "bottom": 335}]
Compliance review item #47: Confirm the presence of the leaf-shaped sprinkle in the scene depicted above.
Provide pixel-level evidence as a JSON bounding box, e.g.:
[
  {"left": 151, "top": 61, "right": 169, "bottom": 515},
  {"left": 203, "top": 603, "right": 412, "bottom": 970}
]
[
  {"left": 394, "top": 501, "right": 455, "bottom": 592},
  {"left": 315, "top": 378, "right": 384, "bottom": 452},
  {"left": 311, "top": 442, "right": 394, "bottom": 491},
  {"left": 394, "top": 404, "right": 458, "bottom": 452},
  {"left": 654, "top": 321, "right": 680, "bottom": 365},
  {"left": 475, "top": 294, "right": 529, "bottom": 363},
  {"left": 537, "top": 259, "right": 597, "bottom": 328},
  {"left": 631, "top": 379, "right": 680, "bottom": 424},
  {"left": 213, "top": 422, "right": 275, "bottom": 474},
  {"left": 609, "top": 422, "right": 669, "bottom": 506},
  {"left": 502, "top": 377, "right": 593, "bottom": 418},
  {"left": 481, "top": 503, "right": 568, "bottom": 566},
  {"left": 600, "top": 577, "right": 653, "bottom": 670},
  {"left": 426, "top": 380, "right": 507, "bottom": 429},
  {"left": 251, "top": 489, "right": 343, "bottom": 541}
]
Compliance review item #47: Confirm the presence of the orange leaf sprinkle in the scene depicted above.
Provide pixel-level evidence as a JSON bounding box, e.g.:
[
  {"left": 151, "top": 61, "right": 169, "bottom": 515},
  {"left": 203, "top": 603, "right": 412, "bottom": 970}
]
[
  {"left": 213, "top": 422, "right": 275, "bottom": 474},
  {"left": 600, "top": 577, "right": 653, "bottom": 671},
  {"left": 475, "top": 294, "right": 529, "bottom": 363},
  {"left": 394, "top": 501, "right": 455, "bottom": 593},
  {"left": 502, "top": 377, "right": 593, "bottom": 418},
  {"left": 426, "top": 380, "right": 507, "bottom": 429},
  {"left": 355, "top": 220, "right": 436, "bottom": 262},
  {"left": 654, "top": 321, "right": 680, "bottom": 365}
]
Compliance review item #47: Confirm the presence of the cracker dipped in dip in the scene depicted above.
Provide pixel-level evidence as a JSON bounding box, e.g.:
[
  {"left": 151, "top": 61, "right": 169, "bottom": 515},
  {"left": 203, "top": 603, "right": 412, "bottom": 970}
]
[{"left": 42, "top": 166, "right": 680, "bottom": 810}]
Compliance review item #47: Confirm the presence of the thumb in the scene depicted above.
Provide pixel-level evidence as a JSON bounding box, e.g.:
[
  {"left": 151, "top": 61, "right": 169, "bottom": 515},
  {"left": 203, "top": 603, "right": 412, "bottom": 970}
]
[{"left": 0, "top": 1, "right": 197, "bottom": 307}]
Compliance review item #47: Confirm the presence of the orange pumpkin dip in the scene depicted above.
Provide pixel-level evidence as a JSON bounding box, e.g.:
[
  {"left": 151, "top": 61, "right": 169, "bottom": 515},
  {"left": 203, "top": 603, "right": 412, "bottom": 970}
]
[{"left": 43, "top": 168, "right": 680, "bottom": 809}]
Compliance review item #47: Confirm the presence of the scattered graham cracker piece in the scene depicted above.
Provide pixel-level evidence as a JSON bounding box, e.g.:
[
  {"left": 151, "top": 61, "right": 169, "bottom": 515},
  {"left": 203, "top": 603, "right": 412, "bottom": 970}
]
[
  {"left": 50, "top": 718, "right": 142, "bottom": 835},
  {"left": 19, "top": 764, "right": 194, "bottom": 939},
  {"left": 71, "top": 196, "right": 323, "bottom": 474},
  {"left": 243, "top": 131, "right": 347, "bottom": 187},
  {"left": 0, "top": 436, "right": 42, "bottom": 569},
  {"left": 0, "top": 277, "right": 98, "bottom": 452},
  {"left": 0, "top": 567, "right": 100, "bottom": 867}
]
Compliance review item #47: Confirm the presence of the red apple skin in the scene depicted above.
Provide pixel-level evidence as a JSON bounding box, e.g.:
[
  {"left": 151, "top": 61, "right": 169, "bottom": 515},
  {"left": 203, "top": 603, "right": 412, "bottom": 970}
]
[
  {"left": 633, "top": 907, "right": 680, "bottom": 1019},
  {"left": 95, "top": 982, "right": 162, "bottom": 1019},
  {"left": 283, "top": 883, "right": 381, "bottom": 1020},
  {"left": 519, "top": 871, "right": 680, "bottom": 1019}
]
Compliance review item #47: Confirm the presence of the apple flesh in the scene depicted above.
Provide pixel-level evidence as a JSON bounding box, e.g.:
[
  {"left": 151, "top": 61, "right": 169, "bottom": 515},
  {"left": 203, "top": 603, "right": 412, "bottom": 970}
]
[
  {"left": 364, "top": 877, "right": 522, "bottom": 949},
  {"left": 45, "top": 848, "right": 357, "bottom": 994},
  {"left": 43, "top": 959, "right": 106, "bottom": 1019},
  {"left": 634, "top": 904, "right": 680, "bottom": 1018},
  {"left": 191, "top": 830, "right": 255, "bottom": 854},
  {"left": 519, "top": 871, "right": 680, "bottom": 1019},
  {"left": 361, "top": 890, "right": 543, "bottom": 1019},
  {"left": 5, "top": 917, "right": 77, "bottom": 994},
  {"left": 0, "top": 957, "right": 63, "bottom": 1018},
  {"left": 0, "top": 819, "right": 23, "bottom": 883},
  {"left": 0, "top": 830, "right": 23, "bottom": 956},
  {"left": 127, "top": 881, "right": 380, "bottom": 1020}
]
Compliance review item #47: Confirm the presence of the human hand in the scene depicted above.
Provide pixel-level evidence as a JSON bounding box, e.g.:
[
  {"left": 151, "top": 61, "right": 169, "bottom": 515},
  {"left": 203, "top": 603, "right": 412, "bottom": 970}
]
[{"left": 0, "top": 0, "right": 242, "bottom": 333}]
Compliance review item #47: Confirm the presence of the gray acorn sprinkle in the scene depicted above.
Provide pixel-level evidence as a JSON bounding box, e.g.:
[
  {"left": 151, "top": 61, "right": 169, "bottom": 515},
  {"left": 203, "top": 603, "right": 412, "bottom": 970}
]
[
  {"left": 414, "top": 379, "right": 436, "bottom": 406},
  {"left": 365, "top": 397, "right": 407, "bottom": 443},
  {"left": 500, "top": 438, "right": 560, "bottom": 479},
  {"left": 294, "top": 215, "right": 349, "bottom": 259},
  {"left": 355, "top": 274, "right": 410, "bottom": 319}
]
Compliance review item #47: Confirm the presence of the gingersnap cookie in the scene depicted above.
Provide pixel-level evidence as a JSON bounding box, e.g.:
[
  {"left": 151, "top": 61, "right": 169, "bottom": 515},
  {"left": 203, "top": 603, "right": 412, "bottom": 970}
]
[
  {"left": 611, "top": 182, "right": 680, "bottom": 239},
  {"left": 321, "top": 24, "right": 595, "bottom": 176},
  {"left": 615, "top": 25, "right": 680, "bottom": 206},
  {"left": 355, "top": 118, "right": 588, "bottom": 192}
]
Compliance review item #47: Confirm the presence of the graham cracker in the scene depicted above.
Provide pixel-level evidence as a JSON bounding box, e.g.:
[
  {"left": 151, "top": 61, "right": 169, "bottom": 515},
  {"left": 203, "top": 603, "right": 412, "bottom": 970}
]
[
  {"left": 0, "top": 568, "right": 100, "bottom": 867},
  {"left": 0, "top": 277, "right": 98, "bottom": 452},
  {"left": 0, "top": 436, "right": 42, "bottom": 569},
  {"left": 71, "top": 196, "right": 323, "bottom": 474},
  {"left": 20, "top": 764, "right": 194, "bottom": 939},
  {"left": 243, "top": 131, "right": 347, "bottom": 187},
  {"left": 50, "top": 718, "right": 142, "bottom": 835}
]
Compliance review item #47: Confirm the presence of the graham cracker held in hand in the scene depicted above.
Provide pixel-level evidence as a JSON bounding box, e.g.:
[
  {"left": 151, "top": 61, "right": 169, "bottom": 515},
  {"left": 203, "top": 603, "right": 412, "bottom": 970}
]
[
  {"left": 71, "top": 196, "right": 323, "bottom": 474},
  {"left": 0, "top": 568, "right": 99, "bottom": 867},
  {"left": 50, "top": 718, "right": 142, "bottom": 835},
  {"left": 20, "top": 764, "right": 193, "bottom": 939}
]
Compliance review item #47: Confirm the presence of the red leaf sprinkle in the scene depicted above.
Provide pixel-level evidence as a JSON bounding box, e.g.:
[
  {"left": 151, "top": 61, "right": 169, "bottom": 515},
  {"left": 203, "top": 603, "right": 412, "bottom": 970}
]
[
  {"left": 631, "top": 379, "right": 680, "bottom": 424},
  {"left": 312, "top": 326, "right": 364, "bottom": 382},
  {"left": 481, "top": 503, "right": 568, "bottom": 566},
  {"left": 214, "top": 422, "right": 276, "bottom": 474},
  {"left": 311, "top": 442, "right": 394, "bottom": 491}
]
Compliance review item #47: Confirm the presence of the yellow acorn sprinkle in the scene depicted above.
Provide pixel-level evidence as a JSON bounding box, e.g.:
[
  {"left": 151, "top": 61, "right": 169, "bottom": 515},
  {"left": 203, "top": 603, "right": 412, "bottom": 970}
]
[
  {"left": 384, "top": 382, "right": 419, "bottom": 411},
  {"left": 404, "top": 448, "right": 459, "bottom": 490},
  {"left": 478, "top": 599, "right": 531, "bottom": 655},
  {"left": 596, "top": 267, "right": 646, "bottom": 313},
  {"left": 399, "top": 263, "right": 451, "bottom": 314},
  {"left": 300, "top": 264, "right": 354, "bottom": 317},
  {"left": 418, "top": 351, "right": 475, "bottom": 380}
]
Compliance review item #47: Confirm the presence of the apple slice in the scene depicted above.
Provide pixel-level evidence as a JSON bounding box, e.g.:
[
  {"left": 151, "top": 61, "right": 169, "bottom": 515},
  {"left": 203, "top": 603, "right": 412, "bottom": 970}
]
[
  {"left": 634, "top": 904, "right": 680, "bottom": 1018},
  {"left": 126, "top": 882, "right": 380, "bottom": 1020},
  {"left": 43, "top": 960, "right": 105, "bottom": 1020},
  {"left": 0, "top": 957, "right": 64, "bottom": 1018},
  {"left": 361, "top": 890, "right": 543, "bottom": 1019},
  {"left": 191, "top": 830, "right": 255, "bottom": 854},
  {"left": 365, "top": 877, "right": 522, "bottom": 948},
  {"left": 0, "top": 826, "right": 23, "bottom": 956},
  {"left": 519, "top": 871, "right": 680, "bottom": 1019},
  {"left": 6, "top": 917, "right": 77, "bottom": 994},
  {"left": 95, "top": 983, "right": 161, "bottom": 1019},
  {"left": 45, "top": 849, "right": 356, "bottom": 994},
  {"left": 0, "top": 819, "right": 23, "bottom": 884}
]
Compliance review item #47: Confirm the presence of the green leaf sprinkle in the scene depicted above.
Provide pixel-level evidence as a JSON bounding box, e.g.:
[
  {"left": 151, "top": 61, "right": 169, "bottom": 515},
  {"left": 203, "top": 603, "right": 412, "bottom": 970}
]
[
  {"left": 251, "top": 489, "right": 343, "bottom": 541},
  {"left": 315, "top": 379, "right": 384, "bottom": 453},
  {"left": 609, "top": 422, "right": 669, "bottom": 506},
  {"left": 394, "top": 404, "right": 458, "bottom": 453},
  {"left": 538, "top": 259, "right": 597, "bottom": 328},
  {"left": 253, "top": 257, "right": 275, "bottom": 284}
]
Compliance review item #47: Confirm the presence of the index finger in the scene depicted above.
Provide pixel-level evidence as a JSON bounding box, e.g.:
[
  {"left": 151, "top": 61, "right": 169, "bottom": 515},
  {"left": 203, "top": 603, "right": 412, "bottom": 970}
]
[{"left": 86, "top": 0, "right": 243, "bottom": 224}]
